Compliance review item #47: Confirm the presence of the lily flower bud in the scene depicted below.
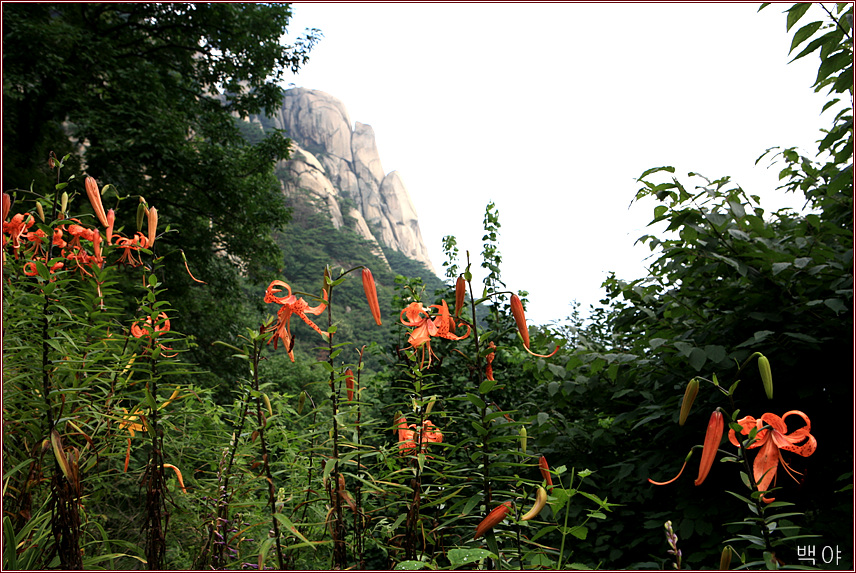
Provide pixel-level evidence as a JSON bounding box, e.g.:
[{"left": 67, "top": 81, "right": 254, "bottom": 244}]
[
  {"left": 758, "top": 355, "right": 773, "bottom": 400},
  {"left": 136, "top": 199, "right": 147, "bottom": 231},
  {"left": 521, "top": 486, "right": 547, "bottom": 521},
  {"left": 35, "top": 202, "right": 45, "bottom": 222},
  {"left": 454, "top": 275, "right": 466, "bottom": 317},
  {"left": 60, "top": 191, "right": 68, "bottom": 216},
  {"left": 695, "top": 410, "right": 724, "bottom": 486},
  {"left": 679, "top": 378, "right": 699, "bottom": 426},
  {"left": 719, "top": 546, "right": 733, "bottom": 570},
  {"left": 539, "top": 456, "right": 554, "bottom": 491},
  {"left": 510, "top": 294, "right": 529, "bottom": 348},
  {"left": 106, "top": 209, "right": 115, "bottom": 245},
  {"left": 2, "top": 193, "right": 10, "bottom": 221},
  {"left": 424, "top": 395, "right": 437, "bottom": 415},
  {"left": 362, "top": 268, "right": 382, "bottom": 325},
  {"left": 474, "top": 501, "right": 511, "bottom": 539},
  {"left": 345, "top": 368, "right": 355, "bottom": 401},
  {"left": 297, "top": 391, "right": 306, "bottom": 415},
  {"left": 84, "top": 176, "right": 109, "bottom": 227},
  {"left": 519, "top": 426, "right": 527, "bottom": 454},
  {"left": 146, "top": 206, "right": 158, "bottom": 248}
]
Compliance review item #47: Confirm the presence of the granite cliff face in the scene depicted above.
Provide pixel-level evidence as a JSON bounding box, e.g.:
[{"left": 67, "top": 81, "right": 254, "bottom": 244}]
[{"left": 253, "top": 88, "right": 435, "bottom": 273}]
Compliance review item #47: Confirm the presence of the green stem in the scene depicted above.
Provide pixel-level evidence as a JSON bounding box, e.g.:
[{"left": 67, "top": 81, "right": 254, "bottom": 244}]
[{"left": 252, "top": 339, "right": 284, "bottom": 570}]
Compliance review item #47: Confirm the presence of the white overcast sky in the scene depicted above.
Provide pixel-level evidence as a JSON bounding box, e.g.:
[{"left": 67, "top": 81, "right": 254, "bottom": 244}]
[{"left": 281, "top": 3, "right": 838, "bottom": 327}]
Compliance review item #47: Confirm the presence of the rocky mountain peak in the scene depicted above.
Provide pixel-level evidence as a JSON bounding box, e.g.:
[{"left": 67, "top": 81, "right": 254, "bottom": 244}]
[{"left": 257, "top": 88, "right": 435, "bottom": 274}]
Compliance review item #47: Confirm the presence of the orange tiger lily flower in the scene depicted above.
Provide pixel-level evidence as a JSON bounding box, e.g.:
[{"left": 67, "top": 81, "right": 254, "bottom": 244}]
[
  {"left": 485, "top": 341, "right": 496, "bottom": 381},
  {"left": 397, "top": 416, "right": 416, "bottom": 454},
  {"left": 131, "top": 312, "right": 177, "bottom": 357},
  {"left": 263, "top": 280, "right": 329, "bottom": 361},
  {"left": 114, "top": 233, "right": 148, "bottom": 267},
  {"left": 362, "top": 267, "right": 382, "bottom": 325},
  {"left": 474, "top": 501, "right": 512, "bottom": 539},
  {"left": 431, "top": 299, "right": 470, "bottom": 342},
  {"left": 397, "top": 416, "right": 443, "bottom": 455},
  {"left": 400, "top": 300, "right": 470, "bottom": 368},
  {"left": 539, "top": 456, "right": 554, "bottom": 491},
  {"left": 510, "top": 294, "right": 560, "bottom": 358},
  {"left": 728, "top": 410, "right": 816, "bottom": 503}
]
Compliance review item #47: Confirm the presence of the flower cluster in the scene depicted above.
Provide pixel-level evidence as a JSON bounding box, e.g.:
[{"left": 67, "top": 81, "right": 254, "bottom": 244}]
[{"left": 399, "top": 300, "right": 471, "bottom": 368}]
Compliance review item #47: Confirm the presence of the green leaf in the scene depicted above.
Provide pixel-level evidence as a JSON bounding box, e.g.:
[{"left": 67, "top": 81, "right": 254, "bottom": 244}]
[
  {"left": 567, "top": 525, "right": 588, "bottom": 540},
  {"left": 688, "top": 347, "right": 707, "bottom": 371},
  {"left": 763, "top": 551, "right": 778, "bottom": 569},
  {"left": 823, "top": 298, "right": 847, "bottom": 314},
  {"left": 704, "top": 345, "right": 727, "bottom": 363},
  {"left": 395, "top": 560, "right": 432, "bottom": 570},
  {"left": 466, "top": 393, "right": 485, "bottom": 410},
  {"left": 448, "top": 548, "right": 495, "bottom": 569},
  {"left": 789, "top": 21, "right": 824, "bottom": 53},
  {"left": 786, "top": 3, "right": 812, "bottom": 32},
  {"left": 478, "top": 378, "right": 497, "bottom": 394},
  {"left": 3, "top": 517, "right": 18, "bottom": 570},
  {"left": 638, "top": 165, "right": 676, "bottom": 180}
]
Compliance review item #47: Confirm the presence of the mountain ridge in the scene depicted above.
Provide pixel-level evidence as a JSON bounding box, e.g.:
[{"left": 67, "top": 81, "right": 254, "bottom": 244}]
[{"left": 246, "top": 87, "right": 437, "bottom": 275}]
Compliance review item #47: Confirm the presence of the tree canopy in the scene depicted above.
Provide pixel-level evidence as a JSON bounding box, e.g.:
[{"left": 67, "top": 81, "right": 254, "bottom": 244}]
[{"left": 3, "top": 3, "right": 322, "bottom": 379}]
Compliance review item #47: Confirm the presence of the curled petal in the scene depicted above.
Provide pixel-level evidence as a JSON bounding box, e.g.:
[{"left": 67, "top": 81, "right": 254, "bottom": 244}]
[
  {"left": 162, "top": 463, "right": 187, "bottom": 493},
  {"left": 400, "top": 302, "right": 429, "bottom": 326},
  {"left": 265, "top": 280, "right": 293, "bottom": 304}
]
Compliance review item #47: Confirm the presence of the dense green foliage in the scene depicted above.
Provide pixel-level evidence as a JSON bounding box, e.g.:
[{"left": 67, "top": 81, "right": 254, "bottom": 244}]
[
  {"left": 2, "top": 2, "right": 320, "bottom": 386},
  {"left": 2, "top": 3, "right": 852, "bottom": 571}
]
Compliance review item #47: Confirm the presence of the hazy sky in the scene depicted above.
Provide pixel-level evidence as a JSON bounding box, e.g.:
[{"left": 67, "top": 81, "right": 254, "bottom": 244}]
[{"left": 281, "top": 3, "right": 837, "bottom": 326}]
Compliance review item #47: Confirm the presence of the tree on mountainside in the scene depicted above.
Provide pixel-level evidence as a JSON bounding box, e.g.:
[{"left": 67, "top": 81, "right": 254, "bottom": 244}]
[{"left": 3, "top": 3, "right": 321, "bottom": 381}]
